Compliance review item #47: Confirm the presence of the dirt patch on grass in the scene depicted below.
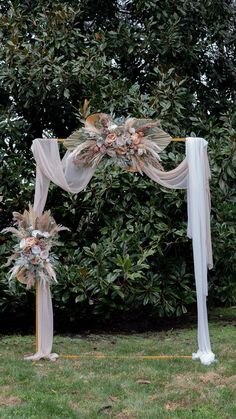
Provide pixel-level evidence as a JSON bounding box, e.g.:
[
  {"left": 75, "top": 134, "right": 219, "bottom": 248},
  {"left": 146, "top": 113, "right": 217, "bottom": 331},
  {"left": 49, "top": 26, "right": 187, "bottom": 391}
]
[
  {"left": 109, "top": 395, "right": 120, "bottom": 402},
  {"left": 69, "top": 401, "right": 80, "bottom": 410},
  {"left": 35, "top": 364, "right": 49, "bottom": 377},
  {"left": 170, "top": 373, "right": 202, "bottom": 393},
  {"left": 171, "top": 371, "right": 236, "bottom": 389},
  {"left": 148, "top": 394, "right": 158, "bottom": 401},
  {"left": 199, "top": 372, "right": 236, "bottom": 388},
  {"left": 165, "top": 400, "right": 188, "bottom": 411},
  {"left": 221, "top": 346, "right": 235, "bottom": 356},
  {"left": 0, "top": 396, "right": 22, "bottom": 406},
  {"left": 164, "top": 373, "right": 214, "bottom": 409},
  {"left": 165, "top": 370, "right": 236, "bottom": 410},
  {"left": 0, "top": 385, "right": 13, "bottom": 394},
  {"left": 116, "top": 411, "right": 136, "bottom": 419},
  {"left": 199, "top": 372, "right": 223, "bottom": 384}
]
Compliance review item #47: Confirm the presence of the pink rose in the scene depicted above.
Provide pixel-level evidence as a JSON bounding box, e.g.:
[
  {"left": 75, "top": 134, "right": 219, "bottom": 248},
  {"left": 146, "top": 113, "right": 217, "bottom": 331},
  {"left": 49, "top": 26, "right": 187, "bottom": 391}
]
[
  {"left": 27, "top": 237, "right": 36, "bottom": 245},
  {"left": 23, "top": 237, "right": 37, "bottom": 249},
  {"left": 116, "top": 146, "right": 127, "bottom": 155},
  {"left": 131, "top": 133, "right": 140, "bottom": 145},
  {"left": 38, "top": 238, "right": 47, "bottom": 249},
  {"left": 92, "top": 145, "right": 100, "bottom": 153},
  {"left": 105, "top": 133, "right": 117, "bottom": 146},
  {"left": 23, "top": 248, "right": 31, "bottom": 256},
  {"left": 31, "top": 257, "right": 40, "bottom": 265},
  {"left": 40, "top": 250, "right": 49, "bottom": 260}
]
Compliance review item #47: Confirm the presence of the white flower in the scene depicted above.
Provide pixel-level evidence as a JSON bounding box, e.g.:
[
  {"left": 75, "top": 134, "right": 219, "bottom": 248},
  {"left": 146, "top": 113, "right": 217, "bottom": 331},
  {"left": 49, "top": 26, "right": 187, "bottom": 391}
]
[
  {"left": 108, "top": 123, "right": 118, "bottom": 131},
  {"left": 116, "top": 137, "right": 126, "bottom": 146},
  {"left": 32, "top": 230, "right": 42, "bottom": 237},
  {"left": 129, "top": 127, "right": 135, "bottom": 134},
  {"left": 42, "top": 232, "right": 50, "bottom": 238},
  {"left": 32, "top": 230, "right": 50, "bottom": 238},
  {"left": 31, "top": 245, "right": 41, "bottom": 255},
  {"left": 138, "top": 148, "right": 145, "bottom": 156},
  {"left": 20, "top": 239, "right": 26, "bottom": 249}
]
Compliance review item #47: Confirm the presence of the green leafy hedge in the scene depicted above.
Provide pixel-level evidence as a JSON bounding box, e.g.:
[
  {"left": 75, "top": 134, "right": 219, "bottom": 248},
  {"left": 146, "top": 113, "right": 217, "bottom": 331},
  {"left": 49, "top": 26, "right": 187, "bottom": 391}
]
[{"left": 0, "top": 1, "right": 235, "bottom": 329}]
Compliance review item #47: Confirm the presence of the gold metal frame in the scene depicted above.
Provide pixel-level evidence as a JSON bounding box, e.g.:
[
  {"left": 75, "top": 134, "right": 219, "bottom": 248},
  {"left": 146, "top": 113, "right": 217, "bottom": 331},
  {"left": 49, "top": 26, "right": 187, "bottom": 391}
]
[
  {"left": 49, "top": 137, "right": 186, "bottom": 142},
  {"left": 35, "top": 135, "right": 186, "bottom": 352}
]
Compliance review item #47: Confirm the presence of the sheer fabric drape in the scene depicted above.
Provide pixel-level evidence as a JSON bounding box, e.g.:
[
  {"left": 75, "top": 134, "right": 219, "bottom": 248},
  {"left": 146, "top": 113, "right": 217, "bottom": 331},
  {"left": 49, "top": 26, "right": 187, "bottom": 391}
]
[{"left": 28, "top": 137, "right": 215, "bottom": 365}]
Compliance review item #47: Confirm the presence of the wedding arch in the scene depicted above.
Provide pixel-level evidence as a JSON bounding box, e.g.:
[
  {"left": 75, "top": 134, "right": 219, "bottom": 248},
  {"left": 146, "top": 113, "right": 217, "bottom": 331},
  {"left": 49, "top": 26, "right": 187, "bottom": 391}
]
[{"left": 17, "top": 114, "right": 217, "bottom": 365}]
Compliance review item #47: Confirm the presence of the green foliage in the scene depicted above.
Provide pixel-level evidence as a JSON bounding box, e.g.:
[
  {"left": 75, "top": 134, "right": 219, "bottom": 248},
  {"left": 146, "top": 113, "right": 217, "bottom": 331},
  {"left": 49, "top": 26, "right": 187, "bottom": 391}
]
[
  {"left": 50, "top": 166, "right": 195, "bottom": 324},
  {"left": 0, "top": 0, "right": 236, "bottom": 327}
]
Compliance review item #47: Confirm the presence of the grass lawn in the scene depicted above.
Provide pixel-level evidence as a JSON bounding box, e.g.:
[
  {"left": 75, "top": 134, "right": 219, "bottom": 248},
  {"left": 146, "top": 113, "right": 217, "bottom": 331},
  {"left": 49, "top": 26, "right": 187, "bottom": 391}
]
[{"left": 0, "top": 308, "right": 235, "bottom": 418}]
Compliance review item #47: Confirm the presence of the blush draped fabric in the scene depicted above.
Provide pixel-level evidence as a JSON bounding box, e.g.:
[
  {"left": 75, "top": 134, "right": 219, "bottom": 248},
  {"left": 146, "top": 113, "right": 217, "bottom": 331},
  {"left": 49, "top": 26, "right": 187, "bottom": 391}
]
[
  {"left": 24, "top": 283, "right": 58, "bottom": 361},
  {"left": 29, "top": 137, "right": 215, "bottom": 365}
]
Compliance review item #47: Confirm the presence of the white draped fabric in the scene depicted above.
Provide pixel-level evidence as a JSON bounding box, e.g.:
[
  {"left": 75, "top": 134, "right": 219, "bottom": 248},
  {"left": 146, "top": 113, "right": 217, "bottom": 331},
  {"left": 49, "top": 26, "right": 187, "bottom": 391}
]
[
  {"left": 29, "top": 137, "right": 215, "bottom": 365},
  {"left": 24, "top": 284, "right": 58, "bottom": 361}
]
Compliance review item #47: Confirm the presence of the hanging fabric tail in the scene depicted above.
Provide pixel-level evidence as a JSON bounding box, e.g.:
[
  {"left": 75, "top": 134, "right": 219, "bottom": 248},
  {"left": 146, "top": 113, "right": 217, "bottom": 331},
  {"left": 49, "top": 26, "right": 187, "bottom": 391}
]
[
  {"left": 186, "top": 137, "right": 215, "bottom": 366},
  {"left": 25, "top": 283, "right": 58, "bottom": 361}
]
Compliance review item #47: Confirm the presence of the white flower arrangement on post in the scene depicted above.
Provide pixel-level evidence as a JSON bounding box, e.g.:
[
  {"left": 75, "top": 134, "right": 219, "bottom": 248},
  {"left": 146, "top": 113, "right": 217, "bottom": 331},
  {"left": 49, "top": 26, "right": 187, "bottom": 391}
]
[{"left": 2, "top": 204, "right": 69, "bottom": 289}]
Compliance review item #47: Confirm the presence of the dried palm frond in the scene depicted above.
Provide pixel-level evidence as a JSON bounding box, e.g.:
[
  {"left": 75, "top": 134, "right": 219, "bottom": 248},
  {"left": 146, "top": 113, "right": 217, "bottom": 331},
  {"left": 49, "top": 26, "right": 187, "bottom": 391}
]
[
  {"left": 28, "top": 203, "right": 37, "bottom": 229},
  {"left": 4, "top": 252, "right": 19, "bottom": 267},
  {"left": 49, "top": 223, "right": 70, "bottom": 236},
  {"left": 36, "top": 210, "right": 51, "bottom": 232},
  {"left": 16, "top": 268, "right": 28, "bottom": 285},
  {"left": 44, "top": 262, "right": 57, "bottom": 282},
  {"left": 1, "top": 227, "right": 26, "bottom": 238},
  {"left": 12, "top": 212, "right": 25, "bottom": 224},
  {"left": 12, "top": 203, "right": 37, "bottom": 229},
  {"left": 9, "top": 265, "right": 22, "bottom": 281}
]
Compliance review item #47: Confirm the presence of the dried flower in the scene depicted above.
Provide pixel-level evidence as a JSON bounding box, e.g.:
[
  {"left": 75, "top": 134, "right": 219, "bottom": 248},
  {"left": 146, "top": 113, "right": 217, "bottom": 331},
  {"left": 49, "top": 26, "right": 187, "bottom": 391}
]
[
  {"left": 20, "top": 239, "right": 26, "bottom": 249},
  {"left": 31, "top": 245, "right": 41, "bottom": 255},
  {"left": 116, "top": 137, "right": 126, "bottom": 147},
  {"left": 16, "top": 268, "right": 28, "bottom": 284},
  {"left": 131, "top": 133, "right": 140, "bottom": 145},
  {"left": 3, "top": 205, "right": 68, "bottom": 289},
  {"left": 64, "top": 113, "right": 171, "bottom": 174},
  {"left": 32, "top": 230, "right": 50, "bottom": 238},
  {"left": 105, "top": 133, "right": 117, "bottom": 146},
  {"left": 22, "top": 237, "right": 36, "bottom": 248},
  {"left": 23, "top": 248, "right": 31, "bottom": 256},
  {"left": 38, "top": 238, "right": 47, "bottom": 249},
  {"left": 92, "top": 145, "right": 100, "bottom": 153},
  {"left": 100, "top": 145, "right": 107, "bottom": 154},
  {"left": 40, "top": 250, "right": 49, "bottom": 260},
  {"left": 116, "top": 146, "right": 128, "bottom": 155},
  {"left": 138, "top": 148, "right": 145, "bottom": 156}
]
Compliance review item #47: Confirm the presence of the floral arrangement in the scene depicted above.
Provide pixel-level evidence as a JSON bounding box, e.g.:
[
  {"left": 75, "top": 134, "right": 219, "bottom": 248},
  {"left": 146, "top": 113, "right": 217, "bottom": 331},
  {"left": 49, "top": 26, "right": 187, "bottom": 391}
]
[
  {"left": 64, "top": 113, "right": 171, "bottom": 173},
  {"left": 2, "top": 205, "right": 68, "bottom": 289}
]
